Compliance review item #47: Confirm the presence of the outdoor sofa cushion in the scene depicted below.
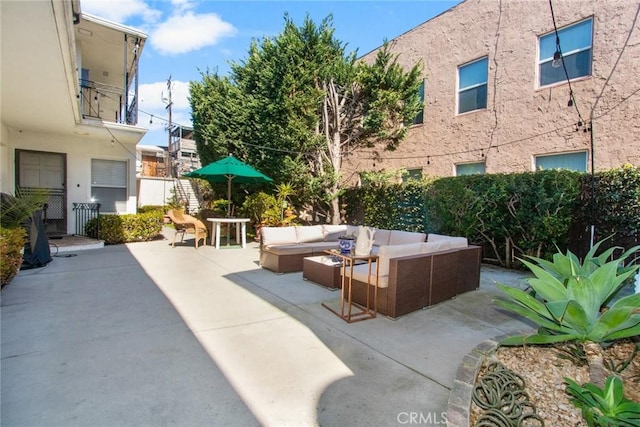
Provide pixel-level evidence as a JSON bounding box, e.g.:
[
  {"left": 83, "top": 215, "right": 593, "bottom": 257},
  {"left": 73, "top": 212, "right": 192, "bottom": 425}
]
[{"left": 262, "top": 226, "right": 298, "bottom": 246}]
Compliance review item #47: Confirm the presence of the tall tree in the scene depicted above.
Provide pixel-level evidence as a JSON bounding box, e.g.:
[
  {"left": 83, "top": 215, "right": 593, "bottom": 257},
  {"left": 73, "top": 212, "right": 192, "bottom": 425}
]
[
  {"left": 190, "top": 15, "right": 423, "bottom": 223},
  {"left": 316, "top": 44, "right": 423, "bottom": 222}
]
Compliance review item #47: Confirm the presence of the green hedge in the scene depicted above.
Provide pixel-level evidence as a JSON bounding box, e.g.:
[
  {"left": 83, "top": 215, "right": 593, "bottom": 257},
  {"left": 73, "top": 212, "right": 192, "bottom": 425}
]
[
  {"left": 137, "top": 205, "right": 166, "bottom": 215},
  {"left": 571, "top": 164, "right": 640, "bottom": 256},
  {"left": 424, "top": 170, "right": 582, "bottom": 266},
  {"left": 0, "top": 227, "right": 26, "bottom": 287},
  {"left": 86, "top": 211, "right": 163, "bottom": 245},
  {"left": 344, "top": 180, "right": 427, "bottom": 232},
  {"left": 341, "top": 166, "right": 639, "bottom": 267}
]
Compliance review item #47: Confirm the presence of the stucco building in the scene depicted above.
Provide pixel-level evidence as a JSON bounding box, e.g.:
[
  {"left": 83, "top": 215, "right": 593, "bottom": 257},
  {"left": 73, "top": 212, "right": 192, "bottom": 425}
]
[
  {"left": 345, "top": 0, "right": 640, "bottom": 179},
  {"left": 1, "top": 1, "right": 148, "bottom": 235}
]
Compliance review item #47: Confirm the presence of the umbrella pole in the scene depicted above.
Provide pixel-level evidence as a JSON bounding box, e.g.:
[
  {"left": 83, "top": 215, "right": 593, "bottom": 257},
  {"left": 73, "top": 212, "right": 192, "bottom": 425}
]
[{"left": 227, "top": 176, "right": 232, "bottom": 245}]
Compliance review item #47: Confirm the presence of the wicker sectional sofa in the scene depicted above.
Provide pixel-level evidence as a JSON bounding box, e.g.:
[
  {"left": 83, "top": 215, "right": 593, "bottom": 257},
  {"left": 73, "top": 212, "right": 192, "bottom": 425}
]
[
  {"left": 259, "top": 225, "right": 481, "bottom": 318},
  {"left": 259, "top": 225, "right": 426, "bottom": 274},
  {"left": 344, "top": 234, "right": 482, "bottom": 318}
]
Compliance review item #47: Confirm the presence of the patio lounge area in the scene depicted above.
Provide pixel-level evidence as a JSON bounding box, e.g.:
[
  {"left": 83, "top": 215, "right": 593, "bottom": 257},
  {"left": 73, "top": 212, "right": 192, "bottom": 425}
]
[{"left": 1, "top": 228, "right": 534, "bottom": 426}]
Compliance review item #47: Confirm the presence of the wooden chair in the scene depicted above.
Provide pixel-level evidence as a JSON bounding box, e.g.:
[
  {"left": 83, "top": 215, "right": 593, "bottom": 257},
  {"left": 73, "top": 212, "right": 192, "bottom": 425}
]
[{"left": 167, "top": 209, "right": 208, "bottom": 248}]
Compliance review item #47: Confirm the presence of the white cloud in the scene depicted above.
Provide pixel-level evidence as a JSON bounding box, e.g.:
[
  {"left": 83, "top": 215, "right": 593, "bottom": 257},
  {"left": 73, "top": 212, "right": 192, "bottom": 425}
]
[
  {"left": 81, "top": 0, "right": 161, "bottom": 24},
  {"left": 150, "top": 11, "right": 236, "bottom": 55},
  {"left": 170, "top": 0, "right": 193, "bottom": 14}
]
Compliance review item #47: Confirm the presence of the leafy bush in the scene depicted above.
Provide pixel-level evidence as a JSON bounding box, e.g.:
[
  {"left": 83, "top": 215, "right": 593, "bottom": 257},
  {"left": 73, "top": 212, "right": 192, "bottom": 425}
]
[
  {"left": 0, "top": 227, "right": 26, "bottom": 287},
  {"left": 137, "top": 205, "right": 166, "bottom": 214},
  {"left": 343, "top": 169, "right": 584, "bottom": 266},
  {"left": 425, "top": 169, "right": 582, "bottom": 265},
  {"left": 565, "top": 376, "right": 640, "bottom": 426},
  {"left": 241, "top": 192, "right": 277, "bottom": 225},
  {"left": 85, "top": 212, "right": 163, "bottom": 245},
  {"left": 343, "top": 175, "right": 428, "bottom": 232},
  {"left": 342, "top": 166, "right": 638, "bottom": 266},
  {"left": 572, "top": 164, "right": 640, "bottom": 257}
]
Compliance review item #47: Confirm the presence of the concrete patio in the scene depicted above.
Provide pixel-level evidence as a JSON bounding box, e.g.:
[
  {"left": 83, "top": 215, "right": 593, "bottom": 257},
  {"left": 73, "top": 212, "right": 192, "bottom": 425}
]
[{"left": 1, "top": 228, "right": 535, "bottom": 426}]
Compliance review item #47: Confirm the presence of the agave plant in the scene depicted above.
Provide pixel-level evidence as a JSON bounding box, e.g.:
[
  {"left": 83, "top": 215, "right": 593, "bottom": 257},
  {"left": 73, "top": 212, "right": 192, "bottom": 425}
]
[
  {"left": 565, "top": 376, "right": 640, "bottom": 427},
  {"left": 495, "top": 240, "right": 640, "bottom": 387}
]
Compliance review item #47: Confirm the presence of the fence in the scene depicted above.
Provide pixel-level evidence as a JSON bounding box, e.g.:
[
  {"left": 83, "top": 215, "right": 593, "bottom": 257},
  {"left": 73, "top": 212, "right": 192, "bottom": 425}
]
[{"left": 72, "top": 202, "right": 100, "bottom": 238}]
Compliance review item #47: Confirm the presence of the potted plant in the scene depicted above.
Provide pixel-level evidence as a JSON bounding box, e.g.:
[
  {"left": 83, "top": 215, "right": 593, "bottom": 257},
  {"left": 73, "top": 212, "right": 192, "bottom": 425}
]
[{"left": 0, "top": 189, "right": 50, "bottom": 287}]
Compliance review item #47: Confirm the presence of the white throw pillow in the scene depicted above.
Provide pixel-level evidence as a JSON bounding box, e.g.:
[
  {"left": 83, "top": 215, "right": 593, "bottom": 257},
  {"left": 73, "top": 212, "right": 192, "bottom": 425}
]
[
  {"left": 261, "top": 226, "right": 297, "bottom": 246},
  {"left": 322, "top": 224, "right": 348, "bottom": 241},
  {"left": 388, "top": 230, "right": 426, "bottom": 245},
  {"left": 373, "top": 229, "right": 392, "bottom": 246},
  {"left": 296, "top": 225, "right": 324, "bottom": 243}
]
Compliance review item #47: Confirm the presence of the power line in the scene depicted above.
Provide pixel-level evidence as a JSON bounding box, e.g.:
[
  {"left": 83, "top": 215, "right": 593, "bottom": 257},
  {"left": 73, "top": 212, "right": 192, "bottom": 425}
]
[{"left": 548, "top": 0, "right": 586, "bottom": 125}]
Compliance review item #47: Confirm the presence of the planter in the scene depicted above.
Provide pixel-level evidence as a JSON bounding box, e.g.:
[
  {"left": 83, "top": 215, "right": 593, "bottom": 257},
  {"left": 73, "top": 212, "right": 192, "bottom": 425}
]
[
  {"left": 447, "top": 336, "right": 640, "bottom": 426},
  {"left": 338, "top": 236, "right": 355, "bottom": 254}
]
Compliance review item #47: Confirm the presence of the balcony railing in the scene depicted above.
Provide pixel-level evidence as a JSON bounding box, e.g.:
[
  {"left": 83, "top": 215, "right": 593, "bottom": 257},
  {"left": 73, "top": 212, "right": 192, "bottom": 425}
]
[{"left": 79, "top": 80, "right": 138, "bottom": 125}]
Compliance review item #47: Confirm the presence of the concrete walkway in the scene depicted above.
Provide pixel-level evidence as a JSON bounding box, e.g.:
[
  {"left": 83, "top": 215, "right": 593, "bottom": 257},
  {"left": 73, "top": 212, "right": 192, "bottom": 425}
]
[{"left": 2, "top": 229, "right": 534, "bottom": 426}]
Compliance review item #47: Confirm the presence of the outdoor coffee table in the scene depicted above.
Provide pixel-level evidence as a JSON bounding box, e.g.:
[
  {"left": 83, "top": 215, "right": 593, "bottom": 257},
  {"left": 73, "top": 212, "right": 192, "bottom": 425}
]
[
  {"left": 321, "top": 250, "right": 379, "bottom": 323},
  {"left": 302, "top": 255, "right": 343, "bottom": 289}
]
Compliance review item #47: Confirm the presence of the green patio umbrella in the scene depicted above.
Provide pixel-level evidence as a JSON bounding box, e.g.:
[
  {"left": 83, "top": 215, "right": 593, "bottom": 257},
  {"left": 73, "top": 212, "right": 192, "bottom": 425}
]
[{"left": 184, "top": 155, "right": 272, "bottom": 217}]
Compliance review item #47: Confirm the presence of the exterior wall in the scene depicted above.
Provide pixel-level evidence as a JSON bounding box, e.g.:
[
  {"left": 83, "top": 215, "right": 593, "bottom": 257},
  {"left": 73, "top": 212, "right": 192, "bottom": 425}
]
[
  {"left": 345, "top": 0, "right": 640, "bottom": 179},
  {"left": 137, "top": 177, "right": 175, "bottom": 208},
  {"left": 4, "top": 127, "right": 138, "bottom": 232},
  {"left": 0, "top": 123, "right": 9, "bottom": 192}
]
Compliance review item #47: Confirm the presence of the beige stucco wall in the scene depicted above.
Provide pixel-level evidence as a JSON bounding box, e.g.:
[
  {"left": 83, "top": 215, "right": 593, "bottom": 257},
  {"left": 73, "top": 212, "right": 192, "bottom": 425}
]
[
  {"left": 0, "top": 122, "right": 10, "bottom": 191},
  {"left": 344, "top": 0, "right": 640, "bottom": 180}
]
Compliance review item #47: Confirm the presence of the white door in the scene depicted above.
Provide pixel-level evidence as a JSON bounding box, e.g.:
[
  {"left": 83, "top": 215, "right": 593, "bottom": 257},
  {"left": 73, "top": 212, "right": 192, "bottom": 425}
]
[{"left": 17, "top": 150, "right": 66, "bottom": 234}]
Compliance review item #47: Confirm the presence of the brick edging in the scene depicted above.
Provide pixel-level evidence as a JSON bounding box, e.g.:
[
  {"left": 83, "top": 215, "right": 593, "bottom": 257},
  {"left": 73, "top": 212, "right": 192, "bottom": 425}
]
[
  {"left": 446, "top": 330, "right": 537, "bottom": 427},
  {"left": 446, "top": 338, "right": 498, "bottom": 427}
]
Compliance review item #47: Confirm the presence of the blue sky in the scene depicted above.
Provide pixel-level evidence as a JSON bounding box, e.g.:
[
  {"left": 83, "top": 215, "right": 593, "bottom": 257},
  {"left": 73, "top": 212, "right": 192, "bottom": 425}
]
[{"left": 82, "top": 0, "right": 463, "bottom": 147}]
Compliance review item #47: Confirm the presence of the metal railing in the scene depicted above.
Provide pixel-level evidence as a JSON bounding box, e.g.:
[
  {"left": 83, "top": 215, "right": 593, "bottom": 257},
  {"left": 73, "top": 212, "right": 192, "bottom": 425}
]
[
  {"left": 73, "top": 202, "right": 101, "bottom": 238},
  {"left": 79, "top": 80, "right": 138, "bottom": 125}
]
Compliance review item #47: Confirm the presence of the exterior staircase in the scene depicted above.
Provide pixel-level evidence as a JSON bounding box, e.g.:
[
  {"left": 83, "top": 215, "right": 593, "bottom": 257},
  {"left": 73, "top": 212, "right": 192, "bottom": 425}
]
[{"left": 175, "top": 179, "right": 200, "bottom": 214}]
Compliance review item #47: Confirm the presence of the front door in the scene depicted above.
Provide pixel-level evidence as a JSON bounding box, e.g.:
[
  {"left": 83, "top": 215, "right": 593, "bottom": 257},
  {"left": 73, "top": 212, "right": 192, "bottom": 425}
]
[{"left": 16, "top": 150, "right": 66, "bottom": 235}]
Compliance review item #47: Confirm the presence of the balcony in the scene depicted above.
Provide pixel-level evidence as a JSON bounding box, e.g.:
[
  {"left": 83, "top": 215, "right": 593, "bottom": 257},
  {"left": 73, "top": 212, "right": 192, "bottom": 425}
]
[
  {"left": 76, "top": 14, "right": 146, "bottom": 127},
  {"left": 79, "top": 79, "right": 138, "bottom": 125}
]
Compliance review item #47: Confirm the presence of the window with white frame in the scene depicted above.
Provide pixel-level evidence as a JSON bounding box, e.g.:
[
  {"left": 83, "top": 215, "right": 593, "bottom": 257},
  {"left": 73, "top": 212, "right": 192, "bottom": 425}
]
[
  {"left": 456, "top": 162, "right": 486, "bottom": 176},
  {"left": 535, "top": 151, "right": 587, "bottom": 172},
  {"left": 412, "top": 81, "right": 425, "bottom": 125},
  {"left": 458, "top": 57, "right": 488, "bottom": 114},
  {"left": 91, "top": 159, "right": 127, "bottom": 212},
  {"left": 539, "top": 18, "right": 592, "bottom": 87}
]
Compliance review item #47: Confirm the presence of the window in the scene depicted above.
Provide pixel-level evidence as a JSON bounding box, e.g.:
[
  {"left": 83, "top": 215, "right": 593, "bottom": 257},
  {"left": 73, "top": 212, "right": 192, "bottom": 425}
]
[
  {"left": 403, "top": 168, "right": 422, "bottom": 182},
  {"left": 535, "top": 151, "right": 587, "bottom": 172},
  {"left": 458, "top": 57, "right": 488, "bottom": 114},
  {"left": 413, "top": 81, "right": 424, "bottom": 125},
  {"left": 456, "top": 162, "right": 486, "bottom": 176},
  {"left": 539, "top": 19, "right": 592, "bottom": 87},
  {"left": 91, "top": 159, "right": 127, "bottom": 212}
]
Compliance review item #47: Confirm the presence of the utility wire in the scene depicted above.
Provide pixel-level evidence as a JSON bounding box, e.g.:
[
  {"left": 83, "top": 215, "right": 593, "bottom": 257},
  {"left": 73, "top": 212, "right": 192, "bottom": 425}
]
[{"left": 548, "top": 0, "right": 586, "bottom": 125}]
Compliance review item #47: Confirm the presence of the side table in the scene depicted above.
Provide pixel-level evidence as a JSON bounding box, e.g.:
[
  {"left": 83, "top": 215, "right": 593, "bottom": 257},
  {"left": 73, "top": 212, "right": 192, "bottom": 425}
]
[{"left": 321, "top": 250, "right": 379, "bottom": 323}]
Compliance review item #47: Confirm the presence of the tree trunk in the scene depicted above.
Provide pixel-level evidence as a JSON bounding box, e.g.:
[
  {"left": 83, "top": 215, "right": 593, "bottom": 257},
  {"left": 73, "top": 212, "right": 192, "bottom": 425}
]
[
  {"left": 322, "top": 79, "right": 343, "bottom": 225},
  {"left": 583, "top": 340, "right": 607, "bottom": 388}
]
